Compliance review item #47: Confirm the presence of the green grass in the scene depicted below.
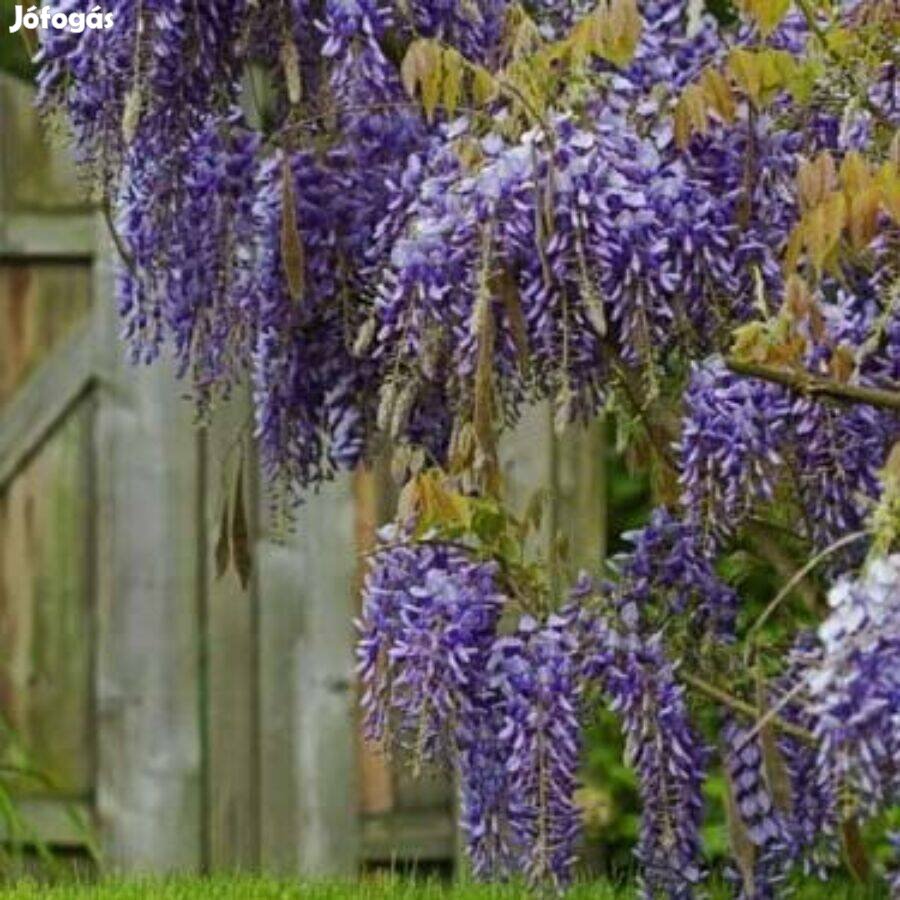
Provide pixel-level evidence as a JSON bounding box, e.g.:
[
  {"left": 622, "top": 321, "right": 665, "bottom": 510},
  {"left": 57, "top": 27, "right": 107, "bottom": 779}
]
[{"left": 0, "top": 877, "right": 887, "bottom": 900}]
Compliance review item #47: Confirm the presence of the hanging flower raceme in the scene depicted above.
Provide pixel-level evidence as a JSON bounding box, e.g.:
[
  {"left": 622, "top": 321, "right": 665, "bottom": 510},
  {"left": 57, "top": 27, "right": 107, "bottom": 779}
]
[
  {"left": 36, "top": 0, "right": 246, "bottom": 182},
  {"left": 116, "top": 113, "right": 262, "bottom": 377},
  {"left": 678, "top": 359, "right": 792, "bottom": 545},
  {"left": 791, "top": 399, "right": 890, "bottom": 549},
  {"left": 770, "top": 633, "right": 841, "bottom": 879},
  {"left": 722, "top": 719, "right": 794, "bottom": 899},
  {"left": 805, "top": 555, "right": 900, "bottom": 820},
  {"left": 356, "top": 531, "right": 506, "bottom": 759},
  {"left": 456, "top": 695, "right": 517, "bottom": 880},
  {"left": 250, "top": 148, "right": 377, "bottom": 489},
  {"left": 610, "top": 506, "right": 740, "bottom": 640},
  {"left": 585, "top": 626, "right": 708, "bottom": 899},
  {"left": 488, "top": 609, "right": 586, "bottom": 889}
]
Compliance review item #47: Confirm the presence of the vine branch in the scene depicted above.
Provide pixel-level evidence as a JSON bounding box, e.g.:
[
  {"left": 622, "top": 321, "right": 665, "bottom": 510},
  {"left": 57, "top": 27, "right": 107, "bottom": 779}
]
[{"left": 727, "top": 357, "right": 900, "bottom": 412}]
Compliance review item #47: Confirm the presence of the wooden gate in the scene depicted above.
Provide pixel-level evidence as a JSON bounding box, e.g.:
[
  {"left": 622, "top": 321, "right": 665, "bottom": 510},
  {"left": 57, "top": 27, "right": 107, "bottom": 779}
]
[{"left": 0, "top": 72, "right": 608, "bottom": 876}]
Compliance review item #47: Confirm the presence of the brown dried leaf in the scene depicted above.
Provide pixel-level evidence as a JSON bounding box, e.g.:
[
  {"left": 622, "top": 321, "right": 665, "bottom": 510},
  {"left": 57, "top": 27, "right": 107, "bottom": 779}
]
[
  {"left": 839, "top": 151, "right": 871, "bottom": 196},
  {"left": 829, "top": 344, "right": 856, "bottom": 383},
  {"left": 784, "top": 274, "right": 813, "bottom": 320},
  {"left": 725, "top": 770, "right": 757, "bottom": 897},
  {"left": 473, "top": 291, "right": 496, "bottom": 455},
  {"left": 756, "top": 670, "right": 794, "bottom": 817},
  {"left": 231, "top": 463, "right": 252, "bottom": 591},
  {"left": 280, "top": 158, "right": 306, "bottom": 302},
  {"left": 495, "top": 269, "right": 530, "bottom": 370},
  {"left": 122, "top": 87, "right": 142, "bottom": 146},
  {"left": 797, "top": 153, "right": 836, "bottom": 211},
  {"left": 848, "top": 187, "right": 880, "bottom": 250},
  {"left": 215, "top": 492, "right": 230, "bottom": 580},
  {"left": 841, "top": 817, "right": 870, "bottom": 883},
  {"left": 397, "top": 475, "right": 423, "bottom": 524}
]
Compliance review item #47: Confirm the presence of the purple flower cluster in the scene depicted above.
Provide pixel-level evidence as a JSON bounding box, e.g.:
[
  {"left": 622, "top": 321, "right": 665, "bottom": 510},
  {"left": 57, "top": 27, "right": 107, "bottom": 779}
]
[
  {"left": 358, "top": 537, "right": 587, "bottom": 886},
  {"left": 679, "top": 358, "right": 894, "bottom": 551},
  {"left": 359, "top": 543, "right": 714, "bottom": 891},
  {"left": 679, "top": 360, "right": 791, "bottom": 544},
  {"left": 488, "top": 611, "right": 585, "bottom": 888},
  {"left": 722, "top": 719, "right": 792, "bottom": 898},
  {"left": 586, "top": 628, "right": 708, "bottom": 899},
  {"left": 356, "top": 534, "right": 504, "bottom": 758},
  {"left": 611, "top": 506, "right": 740, "bottom": 639}
]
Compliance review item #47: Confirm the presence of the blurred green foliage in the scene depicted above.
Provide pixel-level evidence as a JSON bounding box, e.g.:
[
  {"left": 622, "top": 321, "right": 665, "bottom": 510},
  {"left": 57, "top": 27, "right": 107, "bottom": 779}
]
[{"left": 0, "top": 7, "right": 35, "bottom": 82}]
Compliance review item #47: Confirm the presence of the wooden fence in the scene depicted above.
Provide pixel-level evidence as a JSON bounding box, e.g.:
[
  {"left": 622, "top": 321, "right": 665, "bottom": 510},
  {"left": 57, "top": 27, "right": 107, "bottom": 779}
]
[{"left": 0, "top": 73, "right": 607, "bottom": 876}]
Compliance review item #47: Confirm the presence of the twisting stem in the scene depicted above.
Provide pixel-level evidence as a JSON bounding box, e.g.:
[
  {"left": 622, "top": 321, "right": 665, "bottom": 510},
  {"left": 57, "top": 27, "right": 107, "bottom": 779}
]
[{"left": 747, "top": 529, "right": 868, "bottom": 643}]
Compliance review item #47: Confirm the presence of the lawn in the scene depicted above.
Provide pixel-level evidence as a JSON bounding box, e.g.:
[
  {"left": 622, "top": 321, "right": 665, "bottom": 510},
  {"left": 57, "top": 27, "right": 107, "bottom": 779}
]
[{"left": 0, "top": 878, "right": 887, "bottom": 900}]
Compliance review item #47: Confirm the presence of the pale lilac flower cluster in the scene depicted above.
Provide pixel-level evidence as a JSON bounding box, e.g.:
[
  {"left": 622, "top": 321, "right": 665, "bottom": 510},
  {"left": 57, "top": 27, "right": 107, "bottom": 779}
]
[{"left": 805, "top": 556, "right": 900, "bottom": 818}]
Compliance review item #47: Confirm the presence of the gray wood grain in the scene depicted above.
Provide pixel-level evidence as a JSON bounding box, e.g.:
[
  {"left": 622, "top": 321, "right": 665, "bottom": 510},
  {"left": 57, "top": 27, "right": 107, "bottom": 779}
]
[
  {"left": 203, "top": 390, "right": 260, "bottom": 871},
  {"left": 257, "top": 474, "right": 360, "bottom": 876},
  {"left": 92, "top": 235, "right": 204, "bottom": 872}
]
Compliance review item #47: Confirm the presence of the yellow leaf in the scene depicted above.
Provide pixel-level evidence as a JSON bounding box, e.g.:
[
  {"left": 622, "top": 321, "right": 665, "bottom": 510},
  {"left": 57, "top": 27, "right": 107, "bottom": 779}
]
[
  {"left": 848, "top": 186, "right": 880, "bottom": 250},
  {"left": 784, "top": 273, "right": 813, "bottom": 319},
  {"left": 503, "top": 4, "right": 544, "bottom": 60},
  {"left": 728, "top": 48, "right": 763, "bottom": 106},
  {"left": 400, "top": 39, "right": 434, "bottom": 99},
  {"left": 744, "top": 0, "right": 791, "bottom": 37},
  {"left": 829, "top": 344, "right": 856, "bottom": 383},
  {"left": 471, "top": 65, "right": 499, "bottom": 106},
  {"left": 604, "top": 0, "right": 642, "bottom": 67},
  {"left": 699, "top": 67, "right": 736, "bottom": 123},
  {"left": 878, "top": 169, "right": 900, "bottom": 224},
  {"left": 757, "top": 49, "right": 795, "bottom": 100},
  {"left": 674, "top": 83, "right": 709, "bottom": 149},
  {"left": 401, "top": 39, "right": 443, "bottom": 121},
  {"left": 839, "top": 151, "right": 872, "bottom": 196},
  {"left": 732, "top": 321, "right": 770, "bottom": 363},
  {"left": 784, "top": 222, "right": 804, "bottom": 273},
  {"left": 441, "top": 47, "right": 464, "bottom": 118},
  {"left": 805, "top": 192, "right": 846, "bottom": 272},
  {"left": 421, "top": 47, "right": 443, "bottom": 123},
  {"left": 796, "top": 153, "right": 835, "bottom": 211}
]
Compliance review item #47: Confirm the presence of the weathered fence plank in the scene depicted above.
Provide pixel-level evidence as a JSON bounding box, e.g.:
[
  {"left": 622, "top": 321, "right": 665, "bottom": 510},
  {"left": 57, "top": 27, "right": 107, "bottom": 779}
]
[
  {"left": 203, "top": 393, "right": 260, "bottom": 871},
  {"left": 0, "top": 403, "right": 93, "bottom": 798},
  {"left": 258, "top": 475, "right": 359, "bottom": 876},
  {"left": 93, "top": 241, "right": 204, "bottom": 871}
]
